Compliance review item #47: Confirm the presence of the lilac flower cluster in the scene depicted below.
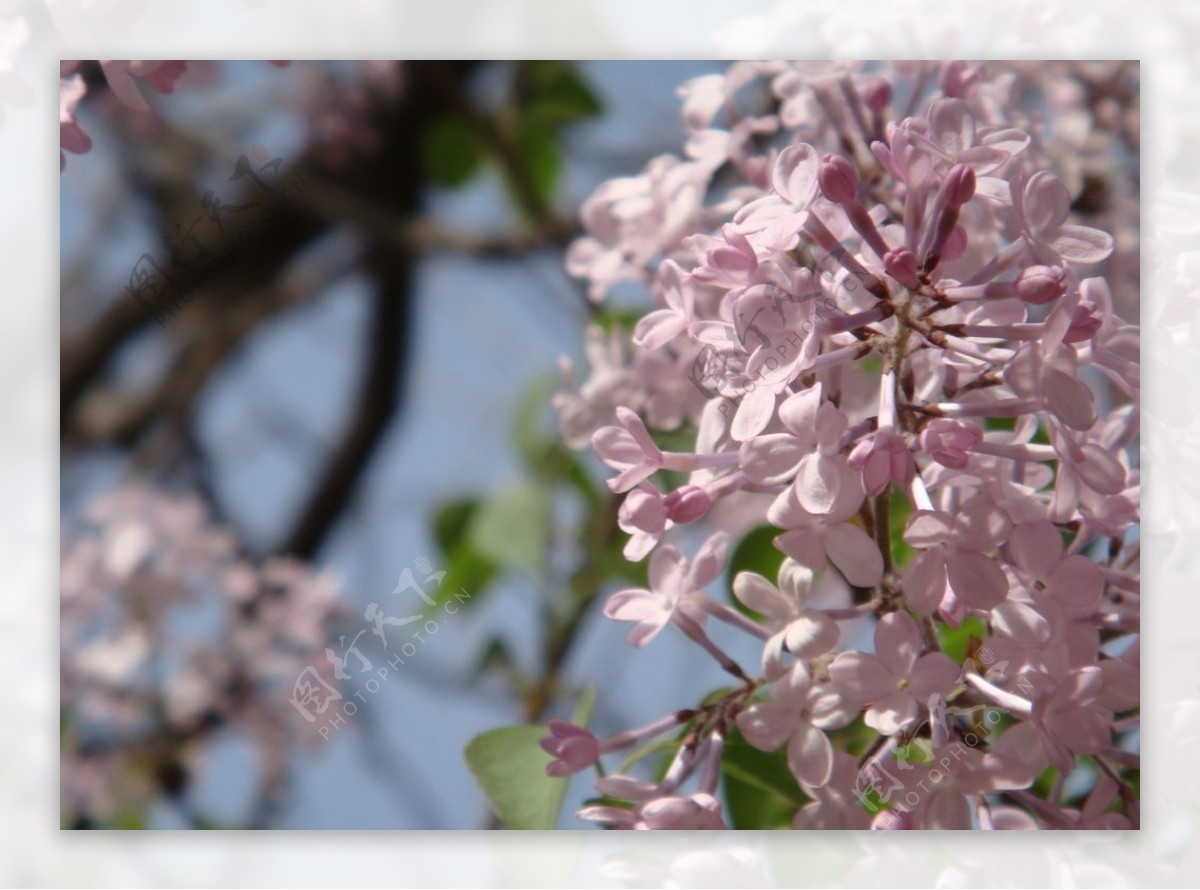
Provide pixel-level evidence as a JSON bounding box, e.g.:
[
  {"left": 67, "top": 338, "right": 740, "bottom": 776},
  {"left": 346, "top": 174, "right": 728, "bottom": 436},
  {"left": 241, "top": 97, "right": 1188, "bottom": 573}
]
[
  {"left": 548, "top": 61, "right": 1139, "bottom": 830},
  {"left": 60, "top": 485, "right": 344, "bottom": 827}
]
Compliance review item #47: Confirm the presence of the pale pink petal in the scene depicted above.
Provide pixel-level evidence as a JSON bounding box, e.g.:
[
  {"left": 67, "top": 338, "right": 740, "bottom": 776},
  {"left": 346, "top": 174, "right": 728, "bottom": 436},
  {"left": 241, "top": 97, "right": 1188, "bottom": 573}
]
[
  {"left": 904, "top": 511, "right": 955, "bottom": 548},
  {"left": 1044, "top": 368, "right": 1097, "bottom": 431},
  {"left": 733, "top": 571, "right": 790, "bottom": 619},
  {"left": 875, "top": 611, "right": 922, "bottom": 676},
  {"left": 777, "top": 386, "right": 821, "bottom": 440},
  {"left": 647, "top": 545, "right": 686, "bottom": 600},
  {"left": 824, "top": 521, "right": 883, "bottom": 587},
  {"left": 731, "top": 385, "right": 777, "bottom": 442},
  {"left": 1007, "top": 520, "right": 1062, "bottom": 580},
  {"left": 1045, "top": 708, "right": 1110, "bottom": 755},
  {"left": 787, "top": 722, "right": 833, "bottom": 787},
  {"left": 738, "top": 434, "right": 806, "bottom": 485},
  {"left": 907, "top": 652, "right": 962, "bottom": 699},
  {"left": 632, "top": 308, "right": 688, "bottom": 349},
  {"left": 901, "top": 548, "right": 948, "bottom": 615},
  {"left": 1050, "top": 224, "right": 1114, "bottom": 264},
  {"left": 688, "top": 531, "right": 729, "bottom": 588},
  {"left": 945, "top": 549, "right": 1010, "bottom": 609},
  {"left": 1045, "top": 555, "right": 1103, "bottom": 608},
  {"left": 991, "top": 600, "right": 1051, "bottom": 645},
  {"left": 1023, "top": 171, "right": 1071, "bottom": 237},
  {"left": 796, "top": 451, "right": 843, "bottom": 514},
  {"left": 737, "top": 701, "right": 795, "bottom": 751},
  {"left": 774, "top": 528, "right": 826, "bottom": 573},
  {"left": 922, "top": 788, "right": 972, "bottom": 829},
  {"left": 865, "top": 690, "right": 919, "bottom": 734},
  {"left": 784, "top": 610, "right": 840, "bottom": 658},
  {"left": 829, "top": 651, "right": 893, "bottom": 702},
  {"left": 772, "top": 142, "right": 819, "bottom": 206}
]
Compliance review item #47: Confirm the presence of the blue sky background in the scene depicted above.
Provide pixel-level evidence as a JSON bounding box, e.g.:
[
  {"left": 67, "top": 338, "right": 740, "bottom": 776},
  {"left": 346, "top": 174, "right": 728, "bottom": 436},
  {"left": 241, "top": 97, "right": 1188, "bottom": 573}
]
[{"left": 61, "top": 60, "right": 787, "bottom": 829}]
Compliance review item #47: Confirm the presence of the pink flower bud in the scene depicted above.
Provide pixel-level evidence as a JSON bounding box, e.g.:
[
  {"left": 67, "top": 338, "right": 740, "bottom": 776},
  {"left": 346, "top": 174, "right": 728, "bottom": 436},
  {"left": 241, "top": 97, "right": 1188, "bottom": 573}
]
[
  {"left": 540, "top": 720, "right": 600, "bottom": 777},
  {"left": 1065, "top": 301, "right": 1102, "bottom": 343},
  {"left": 618, "top": 488, "right": 667, "bottom": 536},
  {"left": 664, "top": 485, "right": 711, "bottom": 524},
  {"left": 943, "top": 163, "right": 976, "bottom": 207},
  {"left": 919, "top": 418, "right": 982, "bottom": 469},
  {"left": 862, "top": 76, "right": 892, "bottom": 112},
  {"left": 848, "top": 430, "right": 914, "bottom": 496},
  {"left": 818, "top": 153, "right": 859, "bottom": 204},
  {"left": 884, "top": 247, "right": 920, "bottom": 288},
  {"left": 1016, "top": 264, "right": 1068, "bottom": 305}
]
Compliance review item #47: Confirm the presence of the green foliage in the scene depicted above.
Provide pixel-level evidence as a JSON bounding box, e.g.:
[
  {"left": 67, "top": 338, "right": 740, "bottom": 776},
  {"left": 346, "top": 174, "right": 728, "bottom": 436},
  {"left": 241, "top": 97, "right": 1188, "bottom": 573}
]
[
  {"left": 422, "top": 62, "right": 602, "bottom": 204},
  {"left": 937, "top": 615, "right": 988, "bottom": 664},
  {"left": 888, "top": 492, "right": 916, "bottom": 565},
  {"left": 470, "top": 483, "right": 551, "bottom": 575},
  {"left": 465, "top": 686, "right": 595, "bottom": 829},
  {"left": 517, "top": 61, "right": 604, "bottom": 125},
  {"left": 421, "top": 115, "right": 484, "bottom": 187},
  {"left": 514, "top": 117, "right": 561, "bottom": 209},
  {"left": 429, "top": 498, "right": 500, "bottom": 609},
  {"left": 721, "top": 729, "right": 808, "bottom": 829}
]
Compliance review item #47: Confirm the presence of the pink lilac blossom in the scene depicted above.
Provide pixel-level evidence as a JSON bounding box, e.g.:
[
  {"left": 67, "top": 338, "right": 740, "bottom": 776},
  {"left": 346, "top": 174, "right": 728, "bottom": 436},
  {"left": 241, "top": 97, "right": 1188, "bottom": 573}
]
[
  {"left": 60, "top": 485, "right": 345, "bottom": 827},
  {"left": 544, "top": 61, "right": 1138, "bottom": 831}
]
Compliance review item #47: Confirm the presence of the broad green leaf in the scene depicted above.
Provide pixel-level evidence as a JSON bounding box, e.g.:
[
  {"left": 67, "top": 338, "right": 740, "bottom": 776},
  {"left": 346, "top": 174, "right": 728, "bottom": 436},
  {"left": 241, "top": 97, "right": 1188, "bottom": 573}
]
[
  {"left": 465, "top": 726, "right": 565, "bottom": 829},
  {"left": 422, "top": 115, "right": 484, "bottom": 188},
  {"left": 465, "top": 685, "right": 596, "bottom": 830},
  {"left": 469, "top": 483, "right": 550, "bottom": 575},
  {"left": 725, "top": 770, "right": 797, "bottom": 829},
  {"left": 518, "top": 61, "right": 603, "bottom": 125},
  {"left": 721, "top": 730, "right": 807, "bottom": 829},
  {"left": 721, "top": 734, "right": 807, "bottom": 806}
]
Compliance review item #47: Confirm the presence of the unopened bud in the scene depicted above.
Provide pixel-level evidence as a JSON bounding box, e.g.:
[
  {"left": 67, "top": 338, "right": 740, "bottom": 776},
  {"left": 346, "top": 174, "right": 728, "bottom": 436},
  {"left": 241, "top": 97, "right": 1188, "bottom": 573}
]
[
  {"left": 664, "top": 485, "right": 711, "bottom": 524},
  {"left": 943, "top": 164, "right": 976, "bottom": 207},
  {"left": 1016, "top": 265, "right": 1068, "bottom": 305},
  {"left": 819, "top": 154, "right": 859, "bottom": 204}
]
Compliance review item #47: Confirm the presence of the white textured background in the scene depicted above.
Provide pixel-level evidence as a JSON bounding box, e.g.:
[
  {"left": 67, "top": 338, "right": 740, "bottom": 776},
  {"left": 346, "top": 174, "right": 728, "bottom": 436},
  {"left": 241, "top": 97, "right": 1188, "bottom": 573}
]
[{"left": 8, "top": 0, "right": 1197, "bottom": 885}]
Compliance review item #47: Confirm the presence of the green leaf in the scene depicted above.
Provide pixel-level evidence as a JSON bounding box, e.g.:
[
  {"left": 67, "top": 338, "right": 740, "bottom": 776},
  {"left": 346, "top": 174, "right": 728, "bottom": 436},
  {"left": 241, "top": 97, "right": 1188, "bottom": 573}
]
[
  {"left": 464, "top": 685, "right": 596, "bottom": 830},
  {"left": 465, "top": 726, "right": 564, "bottom": 829},
  {"left": 514, "top": 116, "right": 561, "bottom": 207},
  {"left": 590, "top": 306, "right": 645, "bottom": 334},
  {"left": 422, "top": 115, "right": 484, "bottom": 188},
  {"left": 429, "top": 498, "right": 499, "bottom": 609},
  {"left": 721, "top": 730, "right": 807, "bottom": 829},
  {"left": 889, "top": 493, "right": 916, "bottom": 566},
  {"left": 518, "top": 61, "right": 603, "bottom": 125},
  {"left": 726, "top": 525, "right": 787, "bottom": 618},
  {"left": 433, "top": 498, "right": 481, "bottom": 556},
  {"left": 937, "top": 615, "right": 988, "bottom": 664},
  {"left": 510, "top": 375, "right": 557, "bottom": 463},
  {"left": 469, "top": 483, "right": 551, "bottom": 575}
]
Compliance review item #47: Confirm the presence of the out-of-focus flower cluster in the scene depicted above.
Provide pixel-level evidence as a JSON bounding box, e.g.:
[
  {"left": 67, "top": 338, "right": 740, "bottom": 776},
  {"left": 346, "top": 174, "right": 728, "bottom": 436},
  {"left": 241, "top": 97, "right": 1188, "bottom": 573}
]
[
  {"left": 549, "top": 61, "right": 1139, "bottom": 830},
  {"left": 58, "top": 60, "right": 295, "bottom": 171},
  {"left": 60, "top": 485, "right": 345, "bottom": 827}
]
